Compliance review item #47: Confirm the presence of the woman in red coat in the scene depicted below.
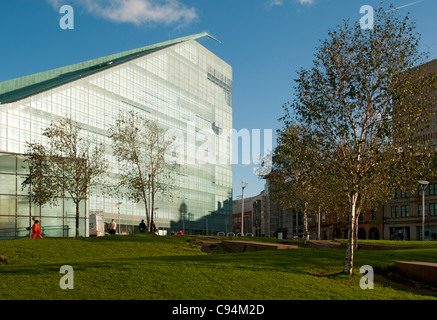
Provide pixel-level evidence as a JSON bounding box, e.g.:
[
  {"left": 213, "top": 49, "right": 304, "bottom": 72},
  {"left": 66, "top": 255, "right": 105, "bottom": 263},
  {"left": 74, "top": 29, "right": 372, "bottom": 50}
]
[{"left": 32, "top": 218, "right": 43, "bottom": 239}]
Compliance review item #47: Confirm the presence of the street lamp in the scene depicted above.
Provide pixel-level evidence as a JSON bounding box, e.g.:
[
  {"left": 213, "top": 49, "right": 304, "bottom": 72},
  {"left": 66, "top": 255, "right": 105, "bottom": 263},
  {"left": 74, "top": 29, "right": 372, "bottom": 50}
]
[
  {"left": 207, "top": 210, "right": 215, "bottom": 236},
  {"left": 115, "top": 202, "right": 122, "bottom": 234},
  {"left": 241, "top": 180, "right": 248, "bottom": 236},
  {"left": 181, "top": 212, "right": 185, "bottom": 235},
  {"left": 153, "top": 208, "right": 159, "bottom": 233},
  {"left": 419, "top": 181, "right": 429, "bottom": 241}
]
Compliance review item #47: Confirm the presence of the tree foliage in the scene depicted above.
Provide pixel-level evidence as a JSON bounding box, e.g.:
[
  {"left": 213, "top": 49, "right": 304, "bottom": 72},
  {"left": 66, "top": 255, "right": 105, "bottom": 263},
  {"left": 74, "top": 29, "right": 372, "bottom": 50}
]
[
  {"left": 109, "top": 110, "right": 178, "bottom": 233},
  {"left": 23, "top": 117, "right": 108, "bottom": 237},
  {"left": 275, "top": 6, "right": 437, "bottom": 275}
]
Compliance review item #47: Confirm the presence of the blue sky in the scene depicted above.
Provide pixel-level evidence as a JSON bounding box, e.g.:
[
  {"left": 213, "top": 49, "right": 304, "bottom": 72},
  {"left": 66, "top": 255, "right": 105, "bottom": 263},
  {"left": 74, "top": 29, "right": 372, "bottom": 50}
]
[{"left": 1, "top": 0, "right": 436, "bottom": 199}]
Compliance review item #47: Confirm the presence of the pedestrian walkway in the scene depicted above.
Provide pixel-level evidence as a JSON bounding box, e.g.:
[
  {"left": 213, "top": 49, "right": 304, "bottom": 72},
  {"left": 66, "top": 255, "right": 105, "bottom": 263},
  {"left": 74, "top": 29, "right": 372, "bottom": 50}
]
[
  {"left": 310, "top": 240, "right": 342, "bottom": 249},
  {"left": 221, "top": 240, "right": 298, "bottom": 252}
]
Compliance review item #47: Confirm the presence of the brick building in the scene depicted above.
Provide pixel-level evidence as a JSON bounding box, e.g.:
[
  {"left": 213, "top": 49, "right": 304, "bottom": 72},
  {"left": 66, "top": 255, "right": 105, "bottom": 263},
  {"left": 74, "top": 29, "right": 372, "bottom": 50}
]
[{"left": 308, "top": 207, "right": 383, "bottom": 240}]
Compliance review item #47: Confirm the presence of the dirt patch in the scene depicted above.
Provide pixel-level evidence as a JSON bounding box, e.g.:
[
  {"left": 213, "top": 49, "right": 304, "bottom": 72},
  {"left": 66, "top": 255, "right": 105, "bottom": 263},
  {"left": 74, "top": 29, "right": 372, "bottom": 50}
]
[
  {"left": 0, "top": 254, "right": 9, "bottom": 264},
  {"left": 191, "top": 238, "right": 436, "bottom": 295},
  {"left": 375, "top": 268, "right": 437, "bottom": 296},
  {"left": 192, "top": 236, "right": 231, "bottom": 254},
  {"left": 311, "top": 240, "right": 342, "bottom": 249}
]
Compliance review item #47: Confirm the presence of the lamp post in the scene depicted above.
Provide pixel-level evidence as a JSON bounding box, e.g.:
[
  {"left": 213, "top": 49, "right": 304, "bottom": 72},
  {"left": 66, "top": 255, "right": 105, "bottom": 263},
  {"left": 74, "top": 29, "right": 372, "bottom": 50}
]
[
  {"left": 240, "top": 180, "right": 248, "bottom": 236},
  {"left": 181, "top": 212, "right": 185, "bottom": 235},
  {"left": 115, "top": 202, "right": 122, "bottom": 235},
  {"left": 148, "top": 173, "right": 151, "bottom": 232},
  {"left": 419, "top": 181, "right": 429, "bottom": 241},
  {"left": 207, "top": 210, "right": 215, "bottom": 236},
  {"left": 153, "top": 208, "right": 159, "bottom": 233},
  {"left": 318, "top": 205, "right": 321, "bottom": 240}
]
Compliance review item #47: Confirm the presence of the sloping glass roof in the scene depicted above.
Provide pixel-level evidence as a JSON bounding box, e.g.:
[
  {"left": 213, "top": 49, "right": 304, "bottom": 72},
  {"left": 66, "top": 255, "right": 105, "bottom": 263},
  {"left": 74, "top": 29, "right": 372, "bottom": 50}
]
[{"left": 0, "top": 32, "right": 218, "bottom": 104}]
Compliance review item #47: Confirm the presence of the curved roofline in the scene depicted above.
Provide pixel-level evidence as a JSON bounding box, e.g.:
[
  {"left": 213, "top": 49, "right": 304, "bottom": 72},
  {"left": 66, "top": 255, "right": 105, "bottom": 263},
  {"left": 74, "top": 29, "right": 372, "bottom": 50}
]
[{"left": 0, "top": 32, "right": 219, "bottom": 104}]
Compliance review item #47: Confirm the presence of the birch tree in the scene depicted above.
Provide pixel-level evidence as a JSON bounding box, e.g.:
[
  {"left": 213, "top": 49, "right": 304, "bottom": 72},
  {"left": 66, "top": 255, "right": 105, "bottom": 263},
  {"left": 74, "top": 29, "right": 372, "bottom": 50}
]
[
  {"left": 23, "top": 118, "right": 108, "bottom": 237},
  {"left": 279, "top": 6, "right": 437, "bottom": 275},
  {"left": 109, "top": 111, "right": 178, "bottom": 233},
  {"left": 267, "top": 124, "right": 338, "bottom": 243}
]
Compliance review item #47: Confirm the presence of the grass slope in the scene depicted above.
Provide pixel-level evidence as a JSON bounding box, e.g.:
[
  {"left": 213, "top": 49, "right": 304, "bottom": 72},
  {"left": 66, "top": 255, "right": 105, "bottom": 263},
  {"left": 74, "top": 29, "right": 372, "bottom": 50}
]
[{"left": 0, "top": 234, "right": 436, "bottom": 300}]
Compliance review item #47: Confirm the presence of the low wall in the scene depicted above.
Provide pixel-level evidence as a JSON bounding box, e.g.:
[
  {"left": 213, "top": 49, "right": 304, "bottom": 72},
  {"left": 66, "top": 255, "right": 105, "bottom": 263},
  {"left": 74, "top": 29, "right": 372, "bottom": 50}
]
[
  {"left": 221, "top": 240, "right": 298, "bottom": 253},
  {"left": 339, "top": 243, "right": 413, "bottom": 250},
  {"left": 395, "top": 261, "right": 437, "bottom": 286}
]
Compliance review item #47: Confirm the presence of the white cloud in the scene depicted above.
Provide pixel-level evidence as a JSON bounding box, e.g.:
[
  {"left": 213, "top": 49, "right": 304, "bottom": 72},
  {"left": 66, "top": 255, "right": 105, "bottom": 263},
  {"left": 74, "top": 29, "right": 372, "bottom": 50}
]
[
  {"left": 297, "top": 0, "right": 314, "bottom": 4},
  {"left": 270, "top": 0, "right": 284, "bottom": 6},
  {"left": 266, "top": 0, "right": 314, "bottom": 9},
  {"left": 47, "top": 0, "right": 198, "bottom": 27}
]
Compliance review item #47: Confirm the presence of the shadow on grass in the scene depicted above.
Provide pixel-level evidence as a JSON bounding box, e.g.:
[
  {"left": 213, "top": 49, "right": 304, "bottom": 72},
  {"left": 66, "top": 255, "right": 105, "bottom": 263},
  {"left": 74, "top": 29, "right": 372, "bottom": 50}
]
[{"left": 2, "top": 245, "right": 437, "bottom": 300}]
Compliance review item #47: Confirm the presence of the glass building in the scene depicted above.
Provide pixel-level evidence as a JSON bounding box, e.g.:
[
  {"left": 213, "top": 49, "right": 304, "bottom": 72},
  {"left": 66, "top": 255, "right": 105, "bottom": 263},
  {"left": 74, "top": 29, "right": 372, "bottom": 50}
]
[{"left": 0, "top": 33, "right": 233, "bottom": 239}]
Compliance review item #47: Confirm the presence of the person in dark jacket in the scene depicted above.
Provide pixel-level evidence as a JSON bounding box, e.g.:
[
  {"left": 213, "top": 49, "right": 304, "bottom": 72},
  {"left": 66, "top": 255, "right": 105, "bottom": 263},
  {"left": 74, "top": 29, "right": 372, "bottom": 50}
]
[{"left": 139, "top": 220, "right": 147, "bottom": 233}]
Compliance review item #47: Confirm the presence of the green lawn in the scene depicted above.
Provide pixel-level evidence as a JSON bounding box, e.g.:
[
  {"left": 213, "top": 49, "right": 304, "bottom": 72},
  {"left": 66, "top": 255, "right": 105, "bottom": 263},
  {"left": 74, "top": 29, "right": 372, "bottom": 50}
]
[
  {"left": 334, "top": 238, "right": 437, "bottom": 248},
  {"left": 1, "top": 234, "right": 436, "bottom": 300}
]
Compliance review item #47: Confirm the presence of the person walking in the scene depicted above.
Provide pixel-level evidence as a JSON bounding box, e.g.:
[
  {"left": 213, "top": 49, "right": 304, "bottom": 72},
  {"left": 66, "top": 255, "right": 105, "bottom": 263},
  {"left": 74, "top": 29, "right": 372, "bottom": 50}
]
[
  {"left": 108, "top": 219, "right": 117, "bottom": 235},
  {"left": 139, "top": 220, "right": 147, "bottom": 233},
  {"left": 32, "top": 217, "right": 43, "bottom": 239}
]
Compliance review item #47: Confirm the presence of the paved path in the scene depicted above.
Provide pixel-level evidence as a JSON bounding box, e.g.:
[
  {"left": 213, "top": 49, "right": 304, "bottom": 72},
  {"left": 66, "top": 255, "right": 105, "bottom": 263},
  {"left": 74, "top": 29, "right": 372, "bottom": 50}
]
[
  {"left": 222, "top": 240, "right": 298, "bottom": 252},
  {"left": 310, "top": 240, "right": 342, "bottom": 249}
]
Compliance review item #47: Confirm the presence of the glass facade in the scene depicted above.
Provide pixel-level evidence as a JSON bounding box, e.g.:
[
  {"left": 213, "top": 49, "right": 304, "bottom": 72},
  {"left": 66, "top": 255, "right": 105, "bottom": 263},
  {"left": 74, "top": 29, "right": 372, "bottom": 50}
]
[
  {"left": 0, "top": 152, "right": 82, "bottom": 239},
  {"left": 0, "top": 39, "right": 233, "bottom": 237}
]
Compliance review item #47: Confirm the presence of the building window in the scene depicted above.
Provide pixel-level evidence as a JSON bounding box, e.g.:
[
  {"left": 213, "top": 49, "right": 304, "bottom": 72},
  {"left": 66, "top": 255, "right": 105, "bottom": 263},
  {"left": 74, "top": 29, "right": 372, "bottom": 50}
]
[
  {"left": 430, "top": 203, "right": 436, "bottom": 216},
  {"left": 371, "top": 208, "right": 377, "bottom": 221},
  {"left": 418, "top": 204, "right": 427, "bottom": 217},
  {"left": 429, "top": 184, "right": 435, "bottom": 196},
  {"left": 391, "top": 206, "right": 399, "bottom": 218},
  {"left": 400, "top": 205, "right": 409, "bottom": 217},
  {"left": 359, "top": 213, "right": 364, "bottom": 222}
]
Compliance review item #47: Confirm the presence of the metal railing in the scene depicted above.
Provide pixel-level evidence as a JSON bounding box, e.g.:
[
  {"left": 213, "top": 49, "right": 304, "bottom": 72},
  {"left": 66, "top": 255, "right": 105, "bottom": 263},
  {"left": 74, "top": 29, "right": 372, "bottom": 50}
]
[{"left": 0, "top": 225, "right": 71, "bottom": 240}]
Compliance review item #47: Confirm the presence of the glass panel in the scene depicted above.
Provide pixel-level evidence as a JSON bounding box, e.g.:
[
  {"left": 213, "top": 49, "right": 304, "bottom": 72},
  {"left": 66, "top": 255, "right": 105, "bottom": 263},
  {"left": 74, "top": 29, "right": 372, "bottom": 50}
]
[
  {"left": 0, "top": 216, "right": 16, "bottom": 239},
  {"left": 64, "top": 198, "right": 77, "bottom": 217},
  {"left": 41, "top": 201, "right": 63, "bottom": 217},
  {"left": 64, "top": 218, "right": 86, "bottom": 237},
  {"left": 16, "top": 156, "right": 29, "bottom": 174},
  {"left": 0, "top": 153, "right": 16, "bottom": 174},
  {"left": 40, "top": 217, "right": 67, "bottom": 237},
  {"left": 16, "top": 215, "right": 32, "bottom": 239},
  {"left": 0, "top": 215, "right": 15, "bottom": 229},
  {"left": 0, "top": 195, "right": 16, "bottom": 215},
  {"left": 0, "top": 174, "right": 16, "bottom": 194},
  {"left": 16, "top": 175, "right": 30, "bottom": 195},
  {"left": 64, "top": 199, "right": 86, "bottom": 218}
]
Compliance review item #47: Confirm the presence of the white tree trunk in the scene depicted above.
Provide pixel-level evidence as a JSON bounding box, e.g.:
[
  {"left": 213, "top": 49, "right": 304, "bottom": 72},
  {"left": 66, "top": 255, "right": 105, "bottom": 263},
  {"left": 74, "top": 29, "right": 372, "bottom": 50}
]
[
  {"left": 344, "top": 192, "right": 358, "bottom": 275},
  {"left": 354, "top": 207, "right": 361, "bottom": 250},
  {"left": 303, "top": 202, "right": 309, "bottom": 244}
]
